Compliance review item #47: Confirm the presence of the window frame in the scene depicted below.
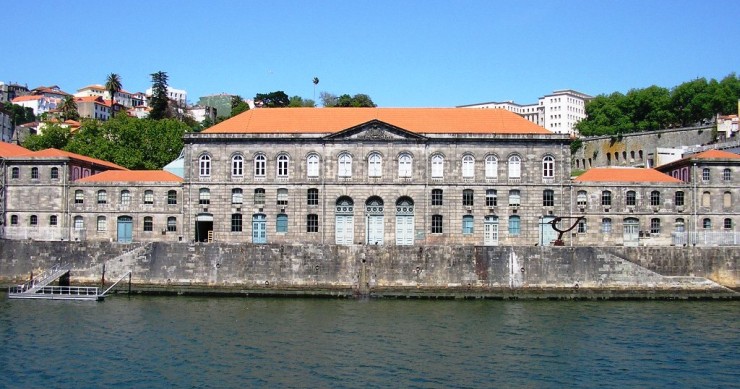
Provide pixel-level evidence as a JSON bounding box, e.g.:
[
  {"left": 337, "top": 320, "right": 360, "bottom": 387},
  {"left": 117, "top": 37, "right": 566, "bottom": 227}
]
[
  {"left": 368, "top": 152, "right": 382, "bottom": 177},
  {"left": 626, "top": 191, "right": 636, "bottom": 206},
  {"left": 462, "top": 189, "right": 474, "bottom": 206},
  {"left": 277, "top": 154, "right": 289, "bottom": 178},
  {"left": 231, "top": 213, "right": 243, "bottom": 232},
  {"left": 167, "top": 217, "right": 177, "bottom": 232},
  {"left": 431, "top": 189, "right": 443, "bottom": 206},
  {"left": 199, "top": 154, "right": 211, "bottom": 177},
  {"left": 232, "top": 154, "right": 244, "bottom": 177},
  {"left": 398, "top": 153, "right": 412, "bottom": 177},
  {"left": 338, "top": 153, "right": 352, "bottom": 177},
  {"left": 276, "top": 213, "right": 288, "bottom": 233},
  {"left": 601, "top": 190, "right": 612, "bottom": 206},
  {"left": 431, "top": 214, "right": 443, "bottom": 234},
  {"left": 462, "top": 155, "right": 475, "bottom": 178},
  {"left": 542, "top": 189, "right": 554, "bottom": 207},
  {"left": 307, "top": 188, "right": 319, "bottom": 206},
  {"left": 542, "top": 155, "right": 554, "bottom": 178},
  {"left": 306, "top": 214, "right": 319, "bottom": 233},
  {"left": 254, "top": 154, "right": 266, "bottom": 177},
  {"left": 307, "top": 154, "right": 319, "bottom": 177},
  {"left": 97, "top": 190, "right": 107, "bottom": 204},
  {"left": 462, "top": 215, "right": 474, "bottom": 234},
  {"left": 431, "top": 155, "right": 444, "bottom": 178}
]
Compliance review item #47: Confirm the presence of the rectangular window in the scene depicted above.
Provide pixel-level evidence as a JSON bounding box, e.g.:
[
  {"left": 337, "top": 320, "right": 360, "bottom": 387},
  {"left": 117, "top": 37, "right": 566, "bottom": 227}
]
[
  {"left": 508, "top": 190, "right": 521, "bottom": 206},
  {"left": 167, "top": 217, "right": 177, "bottom": 232},
  {"left": 675, "top": 191, "right": 685, "bottom": 207},
  {"left": 462, "top": 189, "right": 474, "bottom": 206},
  {"left": 702, "top": 168, "right": 710, "bottom": 182},
  {"left": 577, "top": 191, "right": 587, "bottom": 207},
  {"left": 277, "top": 214, "right": 288, "bottom": 233},
  {"left": 143, "top": 217, "right": 153, "bottom": 232},
  {"left": 307, "top": 214, "right": 319, "bottom": 232},
  {"left": 75, "top": 191, "right": 84, "bottom": 204},
  {"left": 626, "top": 191, "right": 636, "bottom": 206},
  {"left": 508, "top": 216, "right": 521, "bottom": 236},
  {"left": 168, "top": 191, "right": 177, "bottom": 205},
  {"left": 462, "top": 215, "right": 474, "bottom": 234},
  {"left": 431, "top": 215, "right": 443, "bottom": 233},
  {"left": 231, "top": 214, "right": 243, "bottom": 232},
  {"left": 144, "top": 190, "right": 154, "bottom": 205},
  {"left": 486, "top": 189, "right": 497, "bottom": 207},
  {"left": 542, "top": 190, "right": 554, "bottom": 207},
  {"left": 31, "top": 167, "right": 39, "bottom": 179},
  {"left": 601, "top": 191, "right": 611, "bottom": 206},
  {"left": 601, "top": 218, "right": 612, "bottom": 233},
  {"left": 577, "top": 219, "right": 587, "bottom": 233},
  {"left": 307, "top": 188, "right": 319, "bottom": 206},
  {"left": 277, "top": 188, "right": 288, "bottom": 206},
  {"left": 97, "top": 191, "right": 107, "bottom": 204},
  {"left": 431, "top": 189, "right": 443, "bottom": 206},
  {"left": 724, "top": 218, "right": 733, "bottom": 229},
  {"left": 650, "top": 218, "right": 661, "bottom": 235},
  {"left": 254, "top": 188, "right": 265, "bottom": 205}
]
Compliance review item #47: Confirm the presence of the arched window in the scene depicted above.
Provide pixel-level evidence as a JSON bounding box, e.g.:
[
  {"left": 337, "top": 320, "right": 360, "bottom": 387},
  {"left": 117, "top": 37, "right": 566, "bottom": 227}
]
[
  {"left": 723, "top": 168, "right": 731, "bottom": 181},
  {"left": 31, "top": 167, "right": 39, "bottom": 179},
  {"left": 338, "top": 153, "right": 352, "bottom": 177},
  {"left": 724, "top": 218, "right": 733, "bottom": 229},
  {"left": 508, "top": 190, "right": 521, "bottom": 206},
  {"left": 577, "top": 190, "right": 587, "bottom": 207},
  {"left": 74, "top": 216, "right": 84, "bottom": 230},
  {"left": 199, "top": 188, "right": 210, "bottom": 205},
  {"left": 307, "top": 154, "right": 319, "bottom": 177},
  {"left": 232, "top": 155, "right": 244, "bottom": 177},
  {"left": 462, "top": 189, "right": 474, "bottom": 206},
  {"left": 702, "top": 191, "right": 711, "bottom": 207},
  {"left": 167, "top": 190, "right": 177, "bottom": 205},
  {"left": 74, "top": 190, "right": 84, "bottom": 204},
  {"left": 97, "top": 190, "right": 107, "bottom": 204},
  {"left": 723, "top": 191, "right": 732, "bottom": 208},
  {"left": 650, "top": 191, "right": 661, "bottom": 207},
  {"left": 11, "top": 167, "right": 19, "bottom": 179},
  {"left": 277, "top": 154, "right": 289, "bottom": 178},
  {"left": 120, "top": 190, "right": 131, "bottom": 206},
  {"left": 486, "top": 189, "right": 497, "bottom": 207},
  {"left": 368, "top": 153, "right": 382, "bottom": 177},
  {"left": 49, "top": 215, "right": 58, "bottom": 226},
  {"left": 675, "top": 218, "right": 685, "bottom": 233},
  {"left": 462, "top": 155, "right": 475, "bottom": 178},
  {"left": 431, "top": 155, "right": 444, "bottom": 178},
  {"left": 601, "top": 190, "right": 612, "bottom": 206},
  {"left": 254, "top": 154, "right": 266, "bottom": 177},
  {"left": 650, "top": 218, "right": 660, "bottom": 234},
  {"left": 30, "top": 215, "right": 38, "bottom": 226},
  {"left": 508, "top": 155, "right": 521, "bottom": 179},
  {"left": 254, "top": 188, "right": 265, "bottom": 205},
  {"left": 144, "top": 190, "right": 154, "bottom": 205},
  {"left": 97, "top": 216, "right": 107, "bottom": 231},
  {"left": 626, "top": 191, "right": 636, "bottom": 206},
  {"left": 542, "top": 156, "right": 554, "bottom": 178},
  {"left": 232, "top": 188, "right": 243, "bottom": 204},
  {"left": 703, "top": 218, "right": 712, "bottom": 229},
  {"left": 199, "top": 154, "right": 211, "bottom": 177},
  {"left": 485, "top": 156, "right": 498, "bottom": 179},
  {"left": 398, "top": 153, "right": 412, "bottom": 177}
]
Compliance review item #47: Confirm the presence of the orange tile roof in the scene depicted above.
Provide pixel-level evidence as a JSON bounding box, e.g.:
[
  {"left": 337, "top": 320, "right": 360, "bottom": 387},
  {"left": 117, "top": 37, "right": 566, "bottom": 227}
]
[
  {"left": 12, "top": 95, "right": 43, "bottom": 102},
  {"left": 689, "top": 149, "right": 740, "bottom": 160},
  {"left": 0, "top": 142, "right": 31, "bottom": 157},
  {"left": 75, "top": 96, "right": 105, "bottom": 104},
  {"left": 574, "top": 167, "right": 682, "bottom": 183},
  {"left": 202, "top": 107, "right": 552, "bottom": 135},
  {"left": 76, "top": 170, "right": 183, "bottom": 183},
  {"left": 77, "top": 84, "right": 105, "bottom": 91},
  {"left": 22, "top": 148, "right": 127, "bottom": 170}
]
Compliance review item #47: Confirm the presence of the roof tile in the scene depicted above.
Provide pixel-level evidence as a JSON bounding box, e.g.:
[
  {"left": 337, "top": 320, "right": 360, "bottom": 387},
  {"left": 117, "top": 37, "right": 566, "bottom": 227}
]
[
  {"left": 575, "top": 167, "right": 681, "bottom": 183},
  {"left": 76, "top": 170, "right": 183, "bottom": 183}
]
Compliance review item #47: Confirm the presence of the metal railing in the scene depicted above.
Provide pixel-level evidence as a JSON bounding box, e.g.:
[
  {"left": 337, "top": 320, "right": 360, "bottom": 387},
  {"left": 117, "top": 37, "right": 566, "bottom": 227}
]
[
  {"left": 671, "top": 231, "right": 740, "bottom": 246},
  {"left": 9, "top": 285, "right": 100, "bottom": 296}
]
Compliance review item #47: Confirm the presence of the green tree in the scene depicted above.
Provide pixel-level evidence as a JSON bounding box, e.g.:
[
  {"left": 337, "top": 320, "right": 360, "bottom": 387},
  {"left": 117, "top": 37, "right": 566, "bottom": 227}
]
[
  {"left": 105, "top": 73, "right": 122, "bottom": 111},
  {"left": 328, "top": 93, "right": 377, "bottom": 107},
  {"left": 22, "top": 123, "right": 73, "bottom": 150},
  {"left": 149, "top": 71, "right": 170, "bottom": 120},
  {"left": 288, "top": 96, "right": 316, "bottom": 107},
  {"left": 3, "top": 102, "right": 35, "bottom": 125},
  {"left": 230, "top": 95, "right": 250, "bottom": 116},
  {"left": 319, "top": 91, "right": 338, "bottom": 107},
  {"left": 254, "top": 91, "right": 290, "bottom": 108},
  {"left": 58, "top": 96, "right": 80, "bottom": 121}
]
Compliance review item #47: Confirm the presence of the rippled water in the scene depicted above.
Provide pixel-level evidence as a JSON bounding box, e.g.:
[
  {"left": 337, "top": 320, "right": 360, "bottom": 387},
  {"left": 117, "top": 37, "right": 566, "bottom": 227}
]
[{"left": 0, "top": 296, "right": 737, "bottom": 388}]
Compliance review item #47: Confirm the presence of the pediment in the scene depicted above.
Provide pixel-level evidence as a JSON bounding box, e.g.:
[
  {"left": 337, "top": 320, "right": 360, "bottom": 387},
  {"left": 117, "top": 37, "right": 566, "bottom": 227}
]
[{"left": 325, "top": 120, "right": 426, "bottom": 141}]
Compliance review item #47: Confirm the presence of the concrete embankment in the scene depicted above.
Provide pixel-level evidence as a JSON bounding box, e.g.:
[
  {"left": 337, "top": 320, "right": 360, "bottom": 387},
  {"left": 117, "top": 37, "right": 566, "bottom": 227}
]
[{"left": 0, "top": 241, "right": 737, "bottom": 299}]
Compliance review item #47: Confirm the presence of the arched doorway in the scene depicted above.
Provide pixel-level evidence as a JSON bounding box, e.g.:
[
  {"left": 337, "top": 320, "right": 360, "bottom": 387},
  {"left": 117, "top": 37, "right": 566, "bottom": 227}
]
[
  {"left": 252, "top": 214, "right": 266, "bottom": 244},
  {"left": 484, "top": 216, "right": 499, "bottom": 246},
  {"left": 335, "top": 196, "right": 354, "bottom": 245},
  {"left": 117, "top": 216, "right": 133, "bottom": 243},
  {"left": 395, "top": 197, "right": 414, "bottom": 245},
  {"left": 366, "top": 196, "right": 384, "bottom": 245},
  {"left": 623, "top": 217, "right": 639, "bottom": 247},
  {"left": 195, "top": 213, "right": 213, "bottom": 242}
]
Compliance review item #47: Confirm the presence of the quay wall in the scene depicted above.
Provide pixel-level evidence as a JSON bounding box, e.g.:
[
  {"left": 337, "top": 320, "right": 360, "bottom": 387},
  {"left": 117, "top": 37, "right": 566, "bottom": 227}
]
[{"left": 0, "top": 241, "right": 737, "bottom": 298}]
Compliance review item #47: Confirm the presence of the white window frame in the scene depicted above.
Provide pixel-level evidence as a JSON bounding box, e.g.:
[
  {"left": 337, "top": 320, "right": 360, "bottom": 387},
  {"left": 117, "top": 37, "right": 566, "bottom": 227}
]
[
  {"left": 508, "top": 155, "right": 521, "bottom": 179},
  {"left": 462, "top": 155, "right": 475, "bottom": 178},
  {"left": 542, "top": 155, "right": 554, "bottom": 178},
  {"left": 277, "top": 154, "right": 289, "bottom": 178},
  {"left": 485, "top": 155, "right": 498, "bottom": 178},
  {"left": 199, "top": 154, "right": 211, "bottom": 177},
  {"left": 398, "top": 153, "right": 412, "bottom": 177},
  {"left": 338, "top": 153, "right": 352, "bottom": 177},
  {"left": 254, "top": 155, "right": 266, "bottom": 177},
  {"left": 232, "top": 155, "right": 244, "bottom": 177},
  {"left": 307, "top": 154, "right": 319, "bottom": 177},
  {"left": 431, "top": 155, "right": 444, "bottom": 178},
  {"left": 368, "top": 153, "right": 382, "bottom": 177}
]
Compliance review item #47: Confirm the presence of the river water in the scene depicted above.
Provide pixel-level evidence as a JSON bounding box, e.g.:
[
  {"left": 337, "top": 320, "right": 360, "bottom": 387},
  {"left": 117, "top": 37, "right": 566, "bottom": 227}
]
[{"left": 0, "top": 296, "right": 737, "bottom": 388}]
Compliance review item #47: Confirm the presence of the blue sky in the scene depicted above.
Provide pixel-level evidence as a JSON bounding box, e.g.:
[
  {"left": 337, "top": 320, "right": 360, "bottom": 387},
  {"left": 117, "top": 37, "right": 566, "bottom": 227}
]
[{"left": 5, "top": 1, "right": 739, "bottom": 107}]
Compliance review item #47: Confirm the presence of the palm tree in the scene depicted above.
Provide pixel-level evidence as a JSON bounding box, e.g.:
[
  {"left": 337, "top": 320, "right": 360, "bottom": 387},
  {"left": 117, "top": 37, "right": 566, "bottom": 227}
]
[
  {"left": 105, "top": 73, "right": 122, "bottom": 106},
  {"left": 59, "top": 95, "right": 79, "bottom": 121}
]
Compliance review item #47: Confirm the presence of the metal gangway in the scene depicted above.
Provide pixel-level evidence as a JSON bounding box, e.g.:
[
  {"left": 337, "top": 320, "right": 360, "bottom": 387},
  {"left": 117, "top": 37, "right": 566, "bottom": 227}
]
[{"left": 8, "top": 263, "right": 131, "bottom": 301}]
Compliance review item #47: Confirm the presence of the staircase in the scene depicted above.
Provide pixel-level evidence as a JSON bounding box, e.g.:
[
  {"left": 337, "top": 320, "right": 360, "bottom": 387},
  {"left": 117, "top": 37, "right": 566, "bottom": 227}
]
[{"left": 17, "top": 264, "right": 72, "bottom": 293}]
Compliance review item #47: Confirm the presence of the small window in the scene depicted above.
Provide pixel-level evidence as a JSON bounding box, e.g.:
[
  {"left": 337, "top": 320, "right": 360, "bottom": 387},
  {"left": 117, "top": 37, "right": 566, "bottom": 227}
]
[
  {"left": 577, "top": 219, "right": 587, "bottom": 233},
  {"left": 542, "top": 156, "right": 554, "bottom": 178},
  {"left": 11, "top": 167, "right": 19, "bottom": 179},
  {"left": 306, "top": 214, "right": 319, "bottom": 233},
  {"left": 97, "top": 190, "right": 107, "bottom": 204},
  {"left": 675, "top": 191, "right": 685, "bottom": 207},
  {"left": 254, "top": 188, "right": 265, "bottom": 205},
  {"left": 10, "top": 215, "right": 18, "bottom": 225},
  {"left": 626, "top": 191, "right": 636, "bottom": 206},
  {"left": 338, "top": 153, "right": 352, "bottom": 177},
  {"left": 277, "top": 188, "right": 288, "bottom": 206},
  {"left": 75, "top": 190, "right": 84, "bottom": 204},
  {"left": 30, "top": 215, "right": 38, "bottom": 226},
  {"left": 232, "top": 188, "right": 243, "bottom": 204},
  {"left": 675, "top": 218, "right": 685, "bottom": 233},
  {"left": 254, "top": 154, "right": 266, "bottom": 177},
  {"left": 724, "top": 218, "right": 733, "bottom": 229},
  {"left": 577, "top": 191, "right": 587, "bottom": 207},
  {"left": 431, "top": 215, "right": 443, "bottom": 233},
  {"left": 277, "top": 154, "right": 289, "bottom": 178},
  {"left": 144, "top": 190, "right": 154, "bottom": 205},
  {"left": 508, "top": 215, "right": 521, "bottom": 236},
  {"left": 307, "top": 154, "right": 319, "bottom": 177},
  {"left": 542, "top": 189, "right": 554, "bottom": 207},
  {"left": 462, "top": 155, "right": 475, "bottom": 178},
  {"left": 650, "top": 218, "right": 660, "bottom": 234},
  {"left": 143, "top": 216, "right": 153, "bottom": 232},
  {"left": 702, "top": 168, "right": 710, "bottom": 182},
  {"left": 462, "top": 189, "right": 474, "bottom": 206},
  {"left": 723, "top": 192, "right": 732, "bottom": 208},
  {"left": 276, "top": 214, "right": 288, "bottom": 232},
  {"left": 232, "top": 155, "right": 244, "bottom": 177},
  {"left": 703, "top": 218, "right": 712, "bottom": 229},
  {"left": 601, "top": 191, "right": 612, "bottom": 206},
  {"left": 486, "top": 189, "right": 497, "bottom": 207},
  {"left": 462, "top": 215, "right": 474, "bottom": 234},
  {"left": 74, "top": 216, "right": 84, "bottom": 230},
  {"left": 702, "top": 191, "right": 711, "bottom": 207},
  {"left": 167, "top": 190, "right": 177, "bottom": 205},
  {"left": 508, "top": 190, "right": 521, "bottom": 206},
  {"left": 723, "top": 168, "right": 731, "bottom": 181},
  {"left": 167, "top": 217, "right": 177, "bottom": 232},
  {"left": 431, "top": 189, "right": 443, "bottom": 206},
  {"left": 49, "top": 215, "right": 57, "bottom": 226},
  {"left": 120, "top": 190, "right": 131, "bottom": 206},
  {"left": 650, "top": 191, "right": 661, "bottom": 207},
  {"left": 398, "top": 153, "right": 412, "bottom": 177},
  {"left": 368, "top": 153, "right": 382, "bottom": 177},
  {"left": 199, "top": 188, "right": 210, "bottom": 205},
  {"left": 97, "top": 216, "right": 107, "bottom": 232},
  {"left": 231, "top": 214, "right": 243, "bottom": 232},
  {"left": 307, "top": 188, "right": 319, "bottom": 206},
  {"left": 31, "top": 167, "right": 39, "bottom": 179},
  {"left": 431, "top": 155, "right": 444, "bottom": 178},
  {"left": 601, "top": 218, "right": 612, "bottom": 233},
  {"left": 199, "top": 154, "right": 211, "bottom": 177}
]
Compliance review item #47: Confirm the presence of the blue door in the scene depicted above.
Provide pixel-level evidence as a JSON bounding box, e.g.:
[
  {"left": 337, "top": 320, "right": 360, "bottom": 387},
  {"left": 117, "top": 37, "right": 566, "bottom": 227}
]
[
  {"left": 252, "top": 214, "right": 267, "bottom": 243},
  {"left": 117, "top": 216, "right": 133, "bottom": 243}
]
